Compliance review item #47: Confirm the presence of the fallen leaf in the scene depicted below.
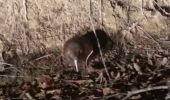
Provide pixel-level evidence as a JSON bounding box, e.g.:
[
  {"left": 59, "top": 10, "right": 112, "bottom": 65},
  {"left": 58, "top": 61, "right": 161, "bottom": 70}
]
[
  {"left": 161, "top": 57, "right": 168, "bottom": 66},
  {"left": 37, "top": 75, "right": 54, "bottom": 89},
  {"left": 102, "top": 87, "right": 114, "bottom": 96},
  {"left": 133, "top": 63, "right": 142, "bottom": 75}
]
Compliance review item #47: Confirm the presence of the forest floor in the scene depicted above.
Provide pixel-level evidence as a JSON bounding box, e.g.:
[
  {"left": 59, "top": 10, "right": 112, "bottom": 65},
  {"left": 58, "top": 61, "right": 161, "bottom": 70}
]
[{"left": 1, "top": 38, "right": 170, "bottom": 100}]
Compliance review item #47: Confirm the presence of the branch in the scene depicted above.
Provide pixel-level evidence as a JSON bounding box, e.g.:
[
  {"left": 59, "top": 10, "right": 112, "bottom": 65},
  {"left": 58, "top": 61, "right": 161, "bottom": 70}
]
[
  {"left": 122, "top": 86, "right": 169, "bottom": 100},
  {"left": 88, "top": 9, "right": 111, "bottom": 81},
  {"left": 153, "top": 1, "right": 170, "bottom": 16},
  {"left": 33, "top": 54, "right": 53, "bottom": 61}
]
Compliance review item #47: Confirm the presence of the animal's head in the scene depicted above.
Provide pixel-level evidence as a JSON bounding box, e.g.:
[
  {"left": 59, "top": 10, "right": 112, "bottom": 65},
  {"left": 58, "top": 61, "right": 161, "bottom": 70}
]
[{"left": 62, "top": 39, "right": 83, "bottom": 72}]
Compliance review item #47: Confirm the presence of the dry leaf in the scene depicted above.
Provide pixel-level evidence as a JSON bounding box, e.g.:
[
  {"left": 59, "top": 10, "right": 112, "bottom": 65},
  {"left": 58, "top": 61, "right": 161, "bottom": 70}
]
[
  {"left": 37, "top": 75, "right": 54, "bottom": 89},
  {"left": 102, "top": 87, "right": 114, "bottom": 96},
  {"left": 161, "top": 57, "right": 168, "bottom": 66},
  {"left": 114, "top": 72, "right": 121, "bottom": 80},
  {"left": 133, "top": 63, "right": 142, "bottom": 75}
]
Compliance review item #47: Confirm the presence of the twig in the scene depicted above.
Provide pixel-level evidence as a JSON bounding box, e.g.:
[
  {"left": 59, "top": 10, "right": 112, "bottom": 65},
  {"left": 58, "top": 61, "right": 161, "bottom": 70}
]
[
  {"left": 88, "top": 10, "right": 111, "bottom": 81},
  {"left": 25, "top": 93, "right": 35, "bottom": 100},
  {"left": 122, "top": 86, "right": 169, "bottom": 100},
  {"left": 0, "top": 61, "right": 14, "bottom": 66},
  {"left": 153, "top": 1, "right": 170, "bottom": 16},
  {"left": 99, "top": 0, "right": 103, "bottom": 29},
  {"left": 85, "top": 50, "right": 93, "bottom": 69},
  {"left": 0, "top": 74, "right": 25, "bottom": 78},
  {"left": 46, "top": 89, "right": 61, "bottom": 94},
  {"left": 0, "top": 61, "right": 25, "bottom": 75},
  {"left": 23, "top": 0, "right": 28, "bottom": 22},
  {"left": 102, "top": 93, "right": 126, "bottom": 100},
  {"left": 33, "top": 54, "right": 53, "bottom": 61},
  {"left": 141, "top": 0, "right": 148, "bottom": 20}
]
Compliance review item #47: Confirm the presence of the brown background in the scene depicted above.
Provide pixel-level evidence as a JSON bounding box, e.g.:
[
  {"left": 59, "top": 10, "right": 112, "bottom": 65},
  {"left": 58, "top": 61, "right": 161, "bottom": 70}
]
[{"left": 0, "top": 0, "right": 170, "bottom": 60}]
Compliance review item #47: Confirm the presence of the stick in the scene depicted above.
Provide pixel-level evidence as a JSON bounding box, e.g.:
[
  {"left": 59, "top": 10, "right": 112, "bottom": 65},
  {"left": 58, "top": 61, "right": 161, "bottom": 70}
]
[
  {"left": 153, "top": 1, "right": 170, "bottom": 16},
  {"left": 85, "top": 50, "right": 93, "bottom": 69},
  {"left": 33, "top": 54, "right": 53, "bottom": 61},
  {"left": 88, "top": 10, "right": 111, "bottom": 80},
  {"left": 0, "top": 74, "right": 25, "bottom": 78},
  {"left": 122, "top": 86, "right": 169, "bottom": 100}
]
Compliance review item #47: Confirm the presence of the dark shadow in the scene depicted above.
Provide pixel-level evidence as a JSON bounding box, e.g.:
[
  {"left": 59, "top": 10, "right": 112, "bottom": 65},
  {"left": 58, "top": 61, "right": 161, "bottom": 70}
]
[{"left": 82, "top": 29, "right": 113, "bottom": 55}]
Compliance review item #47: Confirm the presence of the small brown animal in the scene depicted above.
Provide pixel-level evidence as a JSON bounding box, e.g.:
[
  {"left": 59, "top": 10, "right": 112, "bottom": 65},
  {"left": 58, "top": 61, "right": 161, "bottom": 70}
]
[{"left": 62, "top": 29, "right": 113, "bottom": 72}]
